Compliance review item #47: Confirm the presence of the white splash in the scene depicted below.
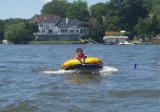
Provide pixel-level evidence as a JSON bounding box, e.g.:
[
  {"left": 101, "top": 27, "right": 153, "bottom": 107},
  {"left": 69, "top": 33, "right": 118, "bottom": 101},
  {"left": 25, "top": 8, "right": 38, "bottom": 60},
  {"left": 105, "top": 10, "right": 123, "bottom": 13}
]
[
  {"left": 99, "top": 66, "right": 118, "bottom": 77},
  {"left": 41, "top": 70, "right": 74, "bottom": 74},
  {"left": 40, "top": 66, "right": 118, "bottom": 75},
  {"left": 100, "top": 66, "right": 118, "bottom": 73}
]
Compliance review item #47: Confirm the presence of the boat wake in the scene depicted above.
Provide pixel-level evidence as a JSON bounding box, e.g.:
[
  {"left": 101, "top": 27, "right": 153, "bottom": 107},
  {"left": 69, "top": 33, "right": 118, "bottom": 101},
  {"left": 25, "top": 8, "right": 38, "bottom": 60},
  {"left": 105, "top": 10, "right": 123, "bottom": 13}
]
[
  {"left": 41, "top": 69, "right": 75, "bottom": 74},
  {"left": 100, "top": 66, "right": 118, "bottom": 73},
  {"left": 40, "top": 66, "right": 118, "bottom": 76}
]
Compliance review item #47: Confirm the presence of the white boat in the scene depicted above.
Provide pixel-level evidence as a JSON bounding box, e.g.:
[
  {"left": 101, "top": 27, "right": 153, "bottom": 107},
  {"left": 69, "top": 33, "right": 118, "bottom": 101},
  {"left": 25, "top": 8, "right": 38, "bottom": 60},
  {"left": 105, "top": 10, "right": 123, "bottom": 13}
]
[
  {"left": 119, "top": 41, "right": 133, "bottom": 45},
  {"left": 2, "top": 40, "right": 9, "bottom": 44}
]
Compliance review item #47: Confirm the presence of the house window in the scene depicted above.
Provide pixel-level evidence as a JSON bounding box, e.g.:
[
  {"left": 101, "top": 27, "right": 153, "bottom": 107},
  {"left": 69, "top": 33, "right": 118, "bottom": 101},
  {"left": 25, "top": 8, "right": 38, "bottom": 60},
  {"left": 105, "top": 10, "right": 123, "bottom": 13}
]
[
  {"left": 64, "top": 29, "right": 68, "bottom": 33},
  {"left": 69, "top": 30, "right": 74, "bottom": 33},
  {"left": 81, "top": 30, "right": 83, "bottom": 33},
  {"left": 76, "top": 30, "right": 79, "bottom": 33},
  {"left": 40, "top": 24, "right": 43, "bottom": 27},
  {"left": 61, "top": 29, "right": 68, "bottom": 33},
  {"left": 50, "top": 24, "right": 54, "bottom": 27},
  {"left": 42, "top": 30, "right": 45, "bottom": 33},
  {"left": 46, "top": 24, "right": 49, "bottom": 28},
  {"left": 49, "top": 30, "right": 53, "bottom": 33}
]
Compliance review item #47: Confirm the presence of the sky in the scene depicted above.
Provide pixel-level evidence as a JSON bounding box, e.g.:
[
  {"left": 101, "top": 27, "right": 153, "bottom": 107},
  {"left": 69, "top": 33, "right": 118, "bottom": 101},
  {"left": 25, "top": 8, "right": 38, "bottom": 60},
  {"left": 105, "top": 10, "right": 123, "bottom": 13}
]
[{"left": 0, "top": 0, "right": 109, "bottom": 20}]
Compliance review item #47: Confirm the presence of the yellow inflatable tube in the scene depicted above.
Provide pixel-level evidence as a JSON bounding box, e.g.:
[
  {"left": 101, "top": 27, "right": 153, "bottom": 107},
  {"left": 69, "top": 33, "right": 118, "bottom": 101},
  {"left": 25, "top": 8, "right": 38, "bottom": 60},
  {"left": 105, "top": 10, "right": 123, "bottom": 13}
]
[{"left": 62, "top": 57, "right": 103, "bottom": 70}]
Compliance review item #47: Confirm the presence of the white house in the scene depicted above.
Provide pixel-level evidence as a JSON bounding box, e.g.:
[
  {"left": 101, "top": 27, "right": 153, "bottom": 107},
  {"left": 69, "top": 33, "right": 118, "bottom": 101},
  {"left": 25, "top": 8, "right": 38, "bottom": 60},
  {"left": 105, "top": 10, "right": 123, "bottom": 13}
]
[
  {"left": 103, "top": 36, "right": 128, "bottom": 45},
  {"left": 34, "top": 18, "right": 90, "bottom": 41}
]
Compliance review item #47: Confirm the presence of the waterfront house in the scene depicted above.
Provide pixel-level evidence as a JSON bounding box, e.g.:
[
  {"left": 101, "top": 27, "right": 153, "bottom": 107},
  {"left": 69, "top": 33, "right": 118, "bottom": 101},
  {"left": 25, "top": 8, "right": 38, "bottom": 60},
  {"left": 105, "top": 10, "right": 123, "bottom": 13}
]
[
  {"left": 103, "top": 36, "right": 128, "bottom": 45},
  {"left": 33, "top": 17, "right": 90, "bottom": 41}
]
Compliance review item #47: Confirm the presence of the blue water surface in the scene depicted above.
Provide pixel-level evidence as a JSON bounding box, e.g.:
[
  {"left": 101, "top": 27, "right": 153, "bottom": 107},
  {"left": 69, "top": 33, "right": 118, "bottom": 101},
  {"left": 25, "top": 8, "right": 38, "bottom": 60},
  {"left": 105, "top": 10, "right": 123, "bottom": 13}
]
[{"left": 0, "top": 44, "right": 160, "bottom": 112}]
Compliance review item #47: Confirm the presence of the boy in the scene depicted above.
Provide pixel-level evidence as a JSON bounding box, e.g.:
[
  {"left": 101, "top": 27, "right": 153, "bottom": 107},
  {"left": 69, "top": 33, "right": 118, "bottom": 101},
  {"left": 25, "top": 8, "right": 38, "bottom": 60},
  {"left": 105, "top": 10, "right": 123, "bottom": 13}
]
[{"left": 75, "top": 48, "right": 87, "bottom": 58}]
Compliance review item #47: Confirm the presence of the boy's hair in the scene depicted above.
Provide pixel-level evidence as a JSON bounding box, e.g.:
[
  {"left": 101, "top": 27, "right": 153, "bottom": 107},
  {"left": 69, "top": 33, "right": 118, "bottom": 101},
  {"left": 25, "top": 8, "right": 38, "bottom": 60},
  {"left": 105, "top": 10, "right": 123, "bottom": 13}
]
[{"left": 76, "top": 48, "right": 83, "bottom": 53}]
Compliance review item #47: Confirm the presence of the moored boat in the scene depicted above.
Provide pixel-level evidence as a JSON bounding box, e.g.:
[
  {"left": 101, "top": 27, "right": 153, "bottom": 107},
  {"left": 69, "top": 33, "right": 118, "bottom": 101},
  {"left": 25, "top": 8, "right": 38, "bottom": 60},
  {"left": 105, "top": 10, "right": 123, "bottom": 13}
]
[{"left": 119, "top": 41, "right": 134, "bottom": 45}]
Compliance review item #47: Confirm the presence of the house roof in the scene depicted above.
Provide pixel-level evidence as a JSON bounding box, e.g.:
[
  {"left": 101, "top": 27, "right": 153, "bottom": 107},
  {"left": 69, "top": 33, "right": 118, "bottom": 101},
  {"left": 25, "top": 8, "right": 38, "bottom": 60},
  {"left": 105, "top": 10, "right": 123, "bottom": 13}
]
[
  {"left": 57, "top": 18, "right": 85, "bottom": 28},
  {"left": 39, "top": 18, "right": 61, "bottom": 25},
  {"left": 30, "top": 14, "right": 60, "bottom": 23},
  {"left": 38, "top": 17, "right": 88, "bottom": 29},
  {"left": 30, "top": 14, "right": 95, "bottom": 28},
  {"left": 103, "top": 36, "right": 128, "bottom": 39}
]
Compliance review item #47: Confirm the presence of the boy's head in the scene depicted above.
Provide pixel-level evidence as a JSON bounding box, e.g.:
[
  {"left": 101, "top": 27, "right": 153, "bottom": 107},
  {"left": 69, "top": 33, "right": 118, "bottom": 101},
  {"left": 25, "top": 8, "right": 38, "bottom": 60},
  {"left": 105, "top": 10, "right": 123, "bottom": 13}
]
[
  {"left": 76, "top": 48, "right": 83, "bottom": 56},
  {"left": 76, "top": 48, "right": 83, "bottom": 53}
]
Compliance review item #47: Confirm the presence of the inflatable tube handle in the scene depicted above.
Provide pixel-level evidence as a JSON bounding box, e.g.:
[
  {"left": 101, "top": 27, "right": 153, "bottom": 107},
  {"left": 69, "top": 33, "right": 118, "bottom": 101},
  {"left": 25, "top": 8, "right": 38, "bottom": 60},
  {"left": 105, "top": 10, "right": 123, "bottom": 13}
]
[{"left": 77, "top": 57, "right": 87, "bottom": 65}]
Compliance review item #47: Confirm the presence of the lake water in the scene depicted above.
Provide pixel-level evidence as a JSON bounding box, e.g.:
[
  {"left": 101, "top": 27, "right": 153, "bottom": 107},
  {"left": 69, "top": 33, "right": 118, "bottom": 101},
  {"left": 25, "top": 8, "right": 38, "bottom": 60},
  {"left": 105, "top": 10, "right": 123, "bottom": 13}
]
[{"left": 0, "top": 44, "right": 160, "bottom": 112}]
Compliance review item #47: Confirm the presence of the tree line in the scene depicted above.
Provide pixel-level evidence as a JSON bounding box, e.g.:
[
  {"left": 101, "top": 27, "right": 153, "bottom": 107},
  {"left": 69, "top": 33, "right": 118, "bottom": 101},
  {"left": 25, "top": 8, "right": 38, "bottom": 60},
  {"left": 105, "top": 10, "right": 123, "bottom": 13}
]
[
  {"left": 0, "top": 19, "right": 38, "bottom": 43},
  {"left": 0, "top": 0, "right": 160, "bottom": 43},
  {"left": 41, "top": 0, "right": 160, "bottom": 42}
]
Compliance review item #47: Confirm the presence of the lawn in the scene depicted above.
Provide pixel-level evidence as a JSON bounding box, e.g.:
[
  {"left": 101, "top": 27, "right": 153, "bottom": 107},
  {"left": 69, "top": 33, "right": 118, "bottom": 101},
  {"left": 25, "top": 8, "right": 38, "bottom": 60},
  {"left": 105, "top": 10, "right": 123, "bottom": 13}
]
[
  {"left": 105, "top": 32, "right": 130, "bottom": 36},
  {"left": 28, "top": 40, "right": 84, "bottom": 44}
]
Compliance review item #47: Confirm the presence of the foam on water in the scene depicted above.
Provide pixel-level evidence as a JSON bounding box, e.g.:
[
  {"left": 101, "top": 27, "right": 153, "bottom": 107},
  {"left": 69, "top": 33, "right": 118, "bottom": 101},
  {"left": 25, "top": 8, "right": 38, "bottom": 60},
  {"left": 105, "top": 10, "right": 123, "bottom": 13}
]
[
  {"left": 40, "top": 66, "right": 118, "bottom": 75},
  {"left": 100, "top": 66, "right": 118, "bottom": 73},
  {"left": 41, "top": 69, "right": 75, "bottom": 74},
  {"left": 99, "top": 66, "right": 118, "bottom": 77}
]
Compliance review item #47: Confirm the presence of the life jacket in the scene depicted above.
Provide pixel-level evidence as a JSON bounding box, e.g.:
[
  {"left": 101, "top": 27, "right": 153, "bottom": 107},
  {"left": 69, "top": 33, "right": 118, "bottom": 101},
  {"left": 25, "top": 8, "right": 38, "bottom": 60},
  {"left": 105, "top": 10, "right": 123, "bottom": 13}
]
[{"left": 75, "top": 53, "right": 86, "bottom": 58}]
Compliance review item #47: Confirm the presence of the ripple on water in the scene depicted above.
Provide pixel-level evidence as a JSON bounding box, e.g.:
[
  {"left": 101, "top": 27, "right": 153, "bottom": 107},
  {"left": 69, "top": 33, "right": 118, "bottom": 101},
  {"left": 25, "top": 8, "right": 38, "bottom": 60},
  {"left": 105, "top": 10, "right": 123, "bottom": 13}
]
[
  {"left": 0, "top": 44, "right": 159, "bottom": 112},
  {"left": 1, "top": 100, "right": 40, "bottom": 112},
  {"left": 109, "top": 90, "right": 160, "bottom": 98}
]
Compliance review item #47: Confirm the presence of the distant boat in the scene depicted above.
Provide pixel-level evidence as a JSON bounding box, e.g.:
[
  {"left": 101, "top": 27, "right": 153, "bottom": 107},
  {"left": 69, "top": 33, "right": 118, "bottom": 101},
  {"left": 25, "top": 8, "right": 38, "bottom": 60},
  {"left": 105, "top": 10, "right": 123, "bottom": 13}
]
[
  {"left": 2, "top": 40, "right": 9, "bottom": 44},
  {"left": 119, "top": 41, "right": 134, "bottom": 45}
]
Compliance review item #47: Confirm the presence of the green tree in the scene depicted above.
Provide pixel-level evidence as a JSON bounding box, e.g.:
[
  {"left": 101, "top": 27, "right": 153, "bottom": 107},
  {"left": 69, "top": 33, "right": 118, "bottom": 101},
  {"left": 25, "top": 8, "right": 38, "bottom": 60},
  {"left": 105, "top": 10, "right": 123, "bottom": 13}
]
[
  {"left": 4, "top": 18, "right": 28, "bottom": 25},
  {"left": 103, "top": 0, "right": 127, "bottom": 32},
  {"left": 151, "top": 0, "right": 160, "bottom": 20},
  {"left": 25, "top": 22, "right": 38, "bottom": 37},
  {"left": 104, "top": 15, "right": 121, "bottom": 31},
  {"left": 134, "top": 14, "right": 160, "bottom": 39},
  {"left": 96, "top": 15, "right": 103, "bottom": 25},
  {"left": 66, "top": 0, "right": 89, "bottom": 20},
  {"left": 124, "top": 0, "right": 152, "bottom": 31},
  {"left": 134, "top": 18, "right": 150, "bottom": 39},
  {"left": 4, "top": 22, "right": 30, "bottom": 43},
  {"left": 90, "top": 23, "right": 105, "bottom": 43},
  {"left": 2, "top": 18, "right": 37, "bottom": 42},
  {"left": 41, "top": 0, "right": 69, "bottom": 17},
  {"left": 110, "top": 0, "right": 125, "bottom": 8},
  {"left": 0, "top": 20, "right": 5, "bottom": 40},
  {"left": 89, "top": 2, "right": 108, "bottom": 18},
  {"left": 151, "top": 15, "right": 160, "bottom": 36}
]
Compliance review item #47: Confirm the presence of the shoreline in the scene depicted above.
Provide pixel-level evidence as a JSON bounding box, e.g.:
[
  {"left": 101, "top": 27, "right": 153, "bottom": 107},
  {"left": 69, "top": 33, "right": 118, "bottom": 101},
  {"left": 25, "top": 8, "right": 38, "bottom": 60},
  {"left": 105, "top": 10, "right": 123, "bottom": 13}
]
[
  {"left": 0, "top": 40, "right": 160, "bottom": 45},
  {"left": 0, "top": 40, "right": 85, "bottom": 44}
]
